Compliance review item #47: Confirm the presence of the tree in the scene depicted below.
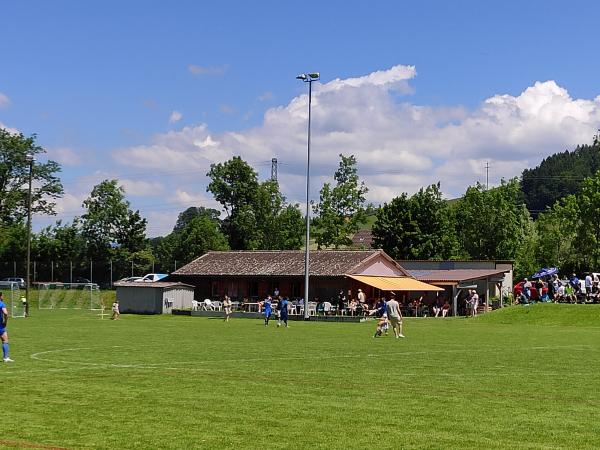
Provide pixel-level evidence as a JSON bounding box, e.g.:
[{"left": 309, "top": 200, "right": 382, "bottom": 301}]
[
  {"left": 174, "top": 216, "right": 229, "bottom": 262},
  {"left": 173, "top": 207, "right": 221, "bottom": 233},
  {"left": 34, "top": 220, "right": 85, "bottom": 262},
  {"left": 312, "top": 154, "right": 369, "bottom": 248},
  {"left": 0, "top": 129, "right": 63, "bottom": 223},
  {"left": 575, "top": 171, "right": 600, "bottom": 269},
  {"left": 206, "top": 157, "right": 305, "bottom": 250},
  {"left": 252, "top": 180, "right": 305, "bottom": 250},
  {"left": 521, "top": 134, "right": 600, "bottom": 217},
  {"left": 372, "top": 183, "right": 457, "bottom": 259},
  {"left": 0, "top": 222, "right": 28, "bottom": 261},
  {"left": 79, "top": 180, "right": 148, "bottom": 259},
  {"left": 455, "top": 179, "right": 531, "bottom": 260},
  {"left": 207, "top": 156, "right": 260, "bottom": 249},
  {"left": 534, "top": 195, "right": 580, "bottom": 272}
]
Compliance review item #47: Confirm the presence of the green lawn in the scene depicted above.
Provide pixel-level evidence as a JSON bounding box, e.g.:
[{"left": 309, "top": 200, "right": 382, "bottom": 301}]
[{"left": 2, "top": 304, "right": 600, "bottom": 449}]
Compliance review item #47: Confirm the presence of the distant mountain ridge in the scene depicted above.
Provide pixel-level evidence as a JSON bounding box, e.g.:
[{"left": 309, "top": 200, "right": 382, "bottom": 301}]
[{"left": 521, "top": 139, "right": 600, "bottom": 216}]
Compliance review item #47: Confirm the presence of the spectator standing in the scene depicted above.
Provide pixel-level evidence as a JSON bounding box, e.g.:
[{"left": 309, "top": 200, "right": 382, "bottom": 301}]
[
  {"left": 470, "top": 290, "right": 479, "bottom": 317},
  {"left": 523, "top": 278, "right": 532, "bottom": 301},
  {"left": 585, "top": 273, "right": 593, "bottom": 300},
  {"left": 337, "top": 290, "right": 346, "bottom": 315},
  {"left": 555, "top": 282, "right": 565, "bottom": 303},
  {"left": 535, "top": 279, "right": 544, "bottom": 300},
  {"left": 569, "top": 273, "right": 580, "bottom": 294},
  {"left": 385, "top": 292, "right": 404, "bottom": 338},
  {"left": 223, "top": 295, "right": 232, "bottom": 322},
  {"left": 593, "top": 273, "right": 599, "bottom": 294},
  {"left": 357, "top": 288, "right": 366, "bottom": 304}
]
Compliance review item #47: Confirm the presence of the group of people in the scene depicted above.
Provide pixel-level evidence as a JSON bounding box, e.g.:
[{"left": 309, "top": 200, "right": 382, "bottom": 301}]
[
  {"left": 519, "top": 272, "right": 600, "bottom": 304},
  {"left": 372, "top": 291, "right": 405, "bottom": 339},
  {"left": 258, "top": 295, "right": 290, "bottom": 328}
]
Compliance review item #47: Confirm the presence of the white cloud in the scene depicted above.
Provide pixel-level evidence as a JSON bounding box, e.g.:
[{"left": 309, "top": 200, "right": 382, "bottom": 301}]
[
  {"left": 258, "top": 91, "right": 273, "bottom": 102},
  {"left": 219, "top": 104, "right": 236, "bottom": 115},
  {"left": 188, "top": 64, "right": 228, "bottom": 76},
  {"left": 169, "top": 110, "right": 183, "bottom": 124},
  {"left": 0, "top": 92, "right": 10, "bottom": 108},
  {"left": 119, "top": 179, "right": 166, "bottom": 197},
  {"left": 46, "top": 147, "right": 84, "bottom": 166},
  {"left": 112, "top": 64, "right": 600, "bottom": 235}
]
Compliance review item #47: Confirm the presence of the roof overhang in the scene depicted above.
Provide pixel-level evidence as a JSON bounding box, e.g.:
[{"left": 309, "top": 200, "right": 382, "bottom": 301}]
[{"left": 346, "top": 274, "right": 444, "bottom": 292}]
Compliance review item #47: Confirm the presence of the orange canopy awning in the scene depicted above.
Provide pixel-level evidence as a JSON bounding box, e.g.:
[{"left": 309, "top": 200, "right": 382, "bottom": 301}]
[{"left": 347, "top": 274, "right": 444, "bottom": 292}]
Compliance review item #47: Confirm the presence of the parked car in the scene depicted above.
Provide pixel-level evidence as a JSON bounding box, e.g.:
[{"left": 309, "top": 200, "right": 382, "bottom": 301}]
[
  {"left": 118, "top": 276, "right": 144, "bottom": 282},
  {"left": 141, "top": 273, "right": 168, "bottom": 282},
  {"left": 74, "top": 277, "right": 92, "bottom": 284},
  {"left": 1, "top": 277, "right": 26, "bottom": 289}
]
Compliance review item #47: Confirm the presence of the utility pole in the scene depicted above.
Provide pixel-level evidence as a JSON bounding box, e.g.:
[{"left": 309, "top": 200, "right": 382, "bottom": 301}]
[
  {"left": 271, "top": 158, "right": 278, "bottom": 182},
  {"left": 485, "top": 161, "right": 490, "bottom": 190}
]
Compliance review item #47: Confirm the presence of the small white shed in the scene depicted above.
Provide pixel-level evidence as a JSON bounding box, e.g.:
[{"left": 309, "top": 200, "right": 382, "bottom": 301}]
[{"left": 115, "top": 281, "right": 195, "bottom": 314}]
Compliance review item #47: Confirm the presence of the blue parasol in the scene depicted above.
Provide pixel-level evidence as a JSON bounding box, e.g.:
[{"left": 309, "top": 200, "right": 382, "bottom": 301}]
[{"left": 531, "top": 267, "right": 558, "bottom": 279}]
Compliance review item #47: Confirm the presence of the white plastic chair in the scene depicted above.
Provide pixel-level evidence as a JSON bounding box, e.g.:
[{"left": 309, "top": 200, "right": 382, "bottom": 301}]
[
  {"left": 308, "top": 302, "right": 317, "bottom": 316},
  {"left": 211, "top": 300, "right": 222, "bottom": 311},
  {"left": 191, "top": 300, "right": 199, "bottom": 311},
  {"left": 323, "top": 301, "right": 334, "bottom": 315},
  {"left": 202, "top": 299, "right": 214, "bottom": 311}
]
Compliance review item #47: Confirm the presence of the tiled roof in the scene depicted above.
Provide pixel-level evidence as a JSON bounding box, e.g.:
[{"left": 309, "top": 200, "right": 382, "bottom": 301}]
[
  {"left": 171, "top": 250, "right": 387, "bottom": 277},
  {"left": 352, "top": 229, "right": 373, "bottom": 248},
  {"left": 409, "top": 269, "right": 509, "bottom": 283}
]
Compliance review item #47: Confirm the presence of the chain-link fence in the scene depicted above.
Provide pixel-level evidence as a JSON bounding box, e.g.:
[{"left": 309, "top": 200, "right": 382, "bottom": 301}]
[{"left": 0, "top": 260, "right": 185, "bottom": 289}]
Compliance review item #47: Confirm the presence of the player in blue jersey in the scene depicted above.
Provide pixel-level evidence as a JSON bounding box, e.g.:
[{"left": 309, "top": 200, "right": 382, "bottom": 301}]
[
  {"left": 277, "top": 296, "right": 289, "bottom": 328},
  {"left": 0, "top": 292, "right": 13, "bottom": 362},
  {"left": 261, "top": 295, "right": 273, "bottom": 326}
]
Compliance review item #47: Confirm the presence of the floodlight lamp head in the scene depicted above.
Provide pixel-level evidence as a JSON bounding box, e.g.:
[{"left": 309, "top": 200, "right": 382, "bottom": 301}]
[
  {"left": 296, "top": 74, "right": 308, "bottom": 80},
  {"left": 308, "top": 72, "right": 320, "bottom": 80},
  {"left": 25, "top": 153, "right": 35, "bottom": 163}
]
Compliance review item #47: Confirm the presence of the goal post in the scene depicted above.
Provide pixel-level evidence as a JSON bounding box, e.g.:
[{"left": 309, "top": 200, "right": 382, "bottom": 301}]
[
  {"left": 0, "top": 281, "right": 26, "bottom": 318},
  {"left": 36, "top": 282, "right": 102, "bottom": 311}
]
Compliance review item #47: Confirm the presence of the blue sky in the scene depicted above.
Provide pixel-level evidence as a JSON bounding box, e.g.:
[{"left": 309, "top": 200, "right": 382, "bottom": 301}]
[{"left": 2, "top": 1, "right": 600, "bottom": 236}]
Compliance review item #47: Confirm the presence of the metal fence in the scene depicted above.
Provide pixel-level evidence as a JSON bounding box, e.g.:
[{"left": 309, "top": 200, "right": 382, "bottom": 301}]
[{"left": 0, "top": 260, "right": 184, "bottom": 289}]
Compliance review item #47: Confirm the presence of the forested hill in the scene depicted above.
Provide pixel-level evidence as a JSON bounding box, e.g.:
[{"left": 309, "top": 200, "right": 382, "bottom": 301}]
[{"left": 521, "top": 139, "right": 600, "bottom": 216}]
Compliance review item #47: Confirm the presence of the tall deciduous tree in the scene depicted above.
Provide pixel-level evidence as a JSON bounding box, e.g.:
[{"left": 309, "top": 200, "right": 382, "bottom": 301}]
[
  {"left": 173, "top": 207, "right": 221, "bottom": 233},
  {"left": 35, "top": 220, "right": 85, "bottom": 262},
  {"left": 455, "top": 179, "right": 530, "bottom": 261},
  {"left": 79, "top": 180, "right": 148, "bottom": 259},
  {"left": 575, "top": 171, "right": 600, "bottom": 268},
  {"left": 207, "top": 157, "right": 305, "bottom": 250},
  {"left": 372, "top": 183, "right": 457, "bottom": 259},
  {"left": 0, "top": 129, "right": 63, "bottom": 223},
  {"left": 534, "top": 195, "right": 580, "bottom": 272},
  {"left": 312, "top": 154, "right": 369, "bottom": 249},
  {"left": 207, "top": 156, "right": 260, "bottom": 249}
]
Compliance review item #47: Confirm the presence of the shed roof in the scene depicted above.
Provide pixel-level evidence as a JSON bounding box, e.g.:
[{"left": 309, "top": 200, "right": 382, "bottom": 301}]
[
  {"left": 113, "top": 281, "right": 194, "bottom": 289},
  {"left": 409, "top": 269, "right": 508, "bottom": 283},
  {"left": 172, "top": 250, "right": 408, "bottom": 277}
]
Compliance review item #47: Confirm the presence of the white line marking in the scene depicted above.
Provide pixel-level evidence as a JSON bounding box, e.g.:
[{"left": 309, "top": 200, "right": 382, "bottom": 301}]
[{"left": 27, "top": 343, "right": 595, "bottom": 371}]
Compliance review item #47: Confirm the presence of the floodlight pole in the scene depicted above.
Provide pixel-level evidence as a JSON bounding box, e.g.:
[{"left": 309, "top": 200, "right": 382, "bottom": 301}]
[
  {"left": 25, "top": 153, "right": 34, "bottom": 317},
  {"left": 297, "top": 72, "right": 320, "bottom": 320}
]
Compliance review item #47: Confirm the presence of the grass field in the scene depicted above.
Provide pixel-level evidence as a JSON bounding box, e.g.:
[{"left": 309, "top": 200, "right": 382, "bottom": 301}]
[{"left": 2, "top": 304, "right": 600, "bottom": 449}]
